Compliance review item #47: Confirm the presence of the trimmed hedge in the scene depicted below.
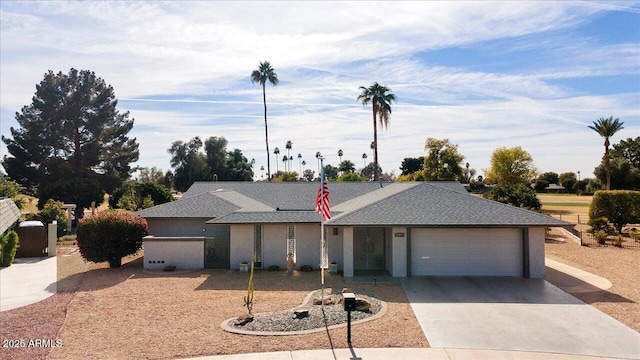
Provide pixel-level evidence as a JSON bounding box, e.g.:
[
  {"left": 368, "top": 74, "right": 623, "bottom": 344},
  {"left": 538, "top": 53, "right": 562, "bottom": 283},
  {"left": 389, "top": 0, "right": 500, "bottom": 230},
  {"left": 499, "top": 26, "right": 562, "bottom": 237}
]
[
  {"left": 77, "top": 211, "right": 148, "bottom": 268},
  {"left": 589, "top": 190, "right": 640, "bottom": 234},
  {"left": 0, "top": 231, "right": 20, "bottom": 267}
]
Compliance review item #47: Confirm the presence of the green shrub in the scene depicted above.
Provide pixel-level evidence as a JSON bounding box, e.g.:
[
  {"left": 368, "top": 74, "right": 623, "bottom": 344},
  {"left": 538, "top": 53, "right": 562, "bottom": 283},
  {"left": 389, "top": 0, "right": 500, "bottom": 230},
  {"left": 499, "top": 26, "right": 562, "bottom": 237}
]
[
  {"left": 587, "top": 216, "right": 613, "bottom": 235},
  {"left": 594, "top": 230, "right": 608, "bottom": 245},
  {"left": 27, "top": 199, "right": 69, "bottom": 238},
  {"left": 0, "top": 231, "right": 20, "bottom": 267},
  {"left": 76, "top": 211, "right": 148, "bottom": 268},
  {"left": 483, "top": 183, "right": 541, "bottom": 210},
  {"left": 110, "top": 182, "right": 172, "bottom": 210},
  {"left": 589, "top": 190, "right": 640, "bottom": 234}
]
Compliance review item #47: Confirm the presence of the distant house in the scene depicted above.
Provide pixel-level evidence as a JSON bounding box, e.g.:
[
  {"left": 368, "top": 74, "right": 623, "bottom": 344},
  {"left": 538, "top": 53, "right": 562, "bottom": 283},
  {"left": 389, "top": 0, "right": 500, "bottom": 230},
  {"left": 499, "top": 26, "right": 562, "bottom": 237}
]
[
  {"left": 544, "top": 183, "right": 566, "bottom": 193},
  {"left": 136, "top": 182, "right": 568, "bottom": 278}
]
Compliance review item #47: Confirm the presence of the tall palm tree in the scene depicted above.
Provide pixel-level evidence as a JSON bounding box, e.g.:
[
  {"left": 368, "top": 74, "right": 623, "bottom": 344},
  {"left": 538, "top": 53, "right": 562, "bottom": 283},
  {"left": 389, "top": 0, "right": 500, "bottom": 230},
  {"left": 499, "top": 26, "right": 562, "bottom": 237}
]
[
  {"left": 338, "top": 149, "right": 343, "bottom": 163},
  {"left": 362, "top": 153, "right": 368, "bottom": 168},
  {"left": 273, "top": 147, "right": 280, "bottom": 174},
  {"left": 251, "top": 61, "right": 279, "bottom": 181},
  {"left": 297, "top": 153, "right": 302, "bottom": 175},
  {"left": 282, "top": 155, "right": 288, "bottom": 173},
  {"left": 286, "top": 140, "right": 292, "bottom": 171},
  {"left": 358, "top": 83, "right": 396, "bottom": 181},
  {"left": 588, "top": 116, "right": 624, "bottom": 190}
]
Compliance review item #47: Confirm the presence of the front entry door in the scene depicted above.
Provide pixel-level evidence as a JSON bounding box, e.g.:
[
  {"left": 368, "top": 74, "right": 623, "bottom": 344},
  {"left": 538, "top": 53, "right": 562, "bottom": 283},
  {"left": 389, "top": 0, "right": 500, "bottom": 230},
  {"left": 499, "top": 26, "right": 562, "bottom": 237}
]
[
  {"left": 204, "top": 238, "right": 230, "bottom": 268},
  {"left": 353, "top": 227, "right": 386, "bottom": 271}
]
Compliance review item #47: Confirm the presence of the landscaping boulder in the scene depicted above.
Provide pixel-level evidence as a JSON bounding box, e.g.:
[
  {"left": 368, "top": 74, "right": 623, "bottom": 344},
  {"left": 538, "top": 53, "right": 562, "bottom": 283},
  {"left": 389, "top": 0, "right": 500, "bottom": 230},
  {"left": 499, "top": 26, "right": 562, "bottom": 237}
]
[
  {"left": 293, "top": 307, "right": 309, "bottom": 319},
  {"left": 355, "top": 299, "right": 371, "bottom": 312},
  {"left": 234, "top": 314, "right": 254, "bottom": 326}
]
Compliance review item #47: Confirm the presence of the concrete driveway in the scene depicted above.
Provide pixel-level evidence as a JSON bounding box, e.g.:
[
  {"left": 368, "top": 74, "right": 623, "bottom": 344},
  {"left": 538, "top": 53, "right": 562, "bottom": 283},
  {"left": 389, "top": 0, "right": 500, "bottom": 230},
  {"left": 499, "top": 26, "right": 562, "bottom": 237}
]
[{"left": 401, "top": 277, "right": 640, "bottom": 359}]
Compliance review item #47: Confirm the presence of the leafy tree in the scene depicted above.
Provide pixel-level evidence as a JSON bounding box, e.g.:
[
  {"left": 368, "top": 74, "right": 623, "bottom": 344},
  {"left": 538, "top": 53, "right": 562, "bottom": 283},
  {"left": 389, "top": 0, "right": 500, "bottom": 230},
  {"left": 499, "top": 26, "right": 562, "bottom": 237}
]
[
  {"left": 38, "top": 178, "right": 105, "bottom": 217},
  {"left": 594, "top": 157, "right": 640, "bottom": 190},
  {"left": 251, "top": 61, "right": 279, "bottom": 181},
  {"left": 360, "top": 162, "right": 382, "bottom": 181},
  {"left": 168, "top": 137, "right": 208, "bottom": 192},
  {"left": 589, "top": 190, "right": 640, "bottom": 234},
  {"left": 538, "top": 172, "right": 559, "bottom": 185},
  {"left": 302, "top": 169, "right": 315, "bottom": 182},
  {"left": 137, "top": 167, "right": 165, "bottom": 184},
  {"left": 400, "top": 157, "right": 424, "bottom": 175},
  {"left": 469, "top": 179, "right": 486, "bottom": 193},
  {"left": 588, "top": 116, "right": 625, "bottom": 190},
  {"left": 423, "top": 138, "right": 464, "bottom": 181},
  {"left": 611, "top": 137, "right": 639, "bottom": 168},
  {"left": 338, "top": 160, "right": 356, "bottom": 173},
  {"left": 2, "top": 68, "right": 139, "bottom": 194},
  {"left": 357, "top": 82, "right": 397, "bottom": 181},
  {"left": 533, "top": 179, "right": 549, "bottom": 192},
  {"left": 225, "top": 149, "right": 253, "bottom": 181},
  {"left": 205, "top": 136, "right": 229, "bottom": 180},
  {"left": 485, "top": 146, "right": 537, "bottom": 186},
  {"left": 337, "top": 172, "right": 367, "bottom": 182},
  {"left": 77, "top": 211, "right": 148, "bottom": 268},
  {"left": 559, "top": 172, "right": 577, "bottom": 192},
  {"left": 27, "top": 199, "right": 69, "bottom": 237},
  {"left": 483, "top": 184, "right": 541, "bottom": 210},
  {"left": 272, "top": 171, "right": 299, "bottom": 182},
  {"left": 323, "top": 164, "right": 339, "bottom": 180},
  {"left": 0, "top": 174, "right": 27, "bottom": 209},
  {"left": 109, "top": 182, "right": 173, "bottom": 210},
  {"left": 462, "top": 162, "right": 476, "bottom": 184}
]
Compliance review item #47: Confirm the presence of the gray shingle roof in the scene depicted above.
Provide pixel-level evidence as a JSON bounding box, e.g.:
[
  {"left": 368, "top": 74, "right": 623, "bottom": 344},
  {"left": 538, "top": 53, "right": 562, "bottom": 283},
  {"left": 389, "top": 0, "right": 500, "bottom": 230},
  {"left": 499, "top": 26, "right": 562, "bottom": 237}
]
[
  {"left": 0, "top": 198, "right": 21, "bottom": 234},
  {"left": 326, "top": 183, "right": 568, "bottom": 227},
  {"left": 135, "top": 192, "right": 239, "bottom": 218},
  {"left": 207, "top": 210, "right": 329, "bottom": 224}
]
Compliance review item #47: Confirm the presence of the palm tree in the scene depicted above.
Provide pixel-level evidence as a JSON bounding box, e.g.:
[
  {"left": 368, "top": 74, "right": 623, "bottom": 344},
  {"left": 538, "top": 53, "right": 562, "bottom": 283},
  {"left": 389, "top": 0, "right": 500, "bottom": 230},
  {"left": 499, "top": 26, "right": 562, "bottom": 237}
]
[
  {"left": 358, "top": 83, "right": 397, "bottom": 181},
  {"left": 273, "top": 147, "right": 280, "bottom": 173},
  {"left": 362, "top": 153, "right": 368, "bottom": 168},
  {"left": 588, "top": 116, "right": 624, "bottom": 190},
  {"left": 251, "top": 61, "right": 279, "bottom": 181},
  {"left": 339, "top": 160, "right": 356, "bottom": 173},
  {"left": 297, "top": 153, "right": 302, "bottom": 175},
  {"left": 286, "top": 140, "right": 292, "bottom": 172},
  {"left": 338, "top": 149, "right": 343, "bottom": 163},
  {"left": 282, "top": 155, "right": 288, "bottom": 173}
]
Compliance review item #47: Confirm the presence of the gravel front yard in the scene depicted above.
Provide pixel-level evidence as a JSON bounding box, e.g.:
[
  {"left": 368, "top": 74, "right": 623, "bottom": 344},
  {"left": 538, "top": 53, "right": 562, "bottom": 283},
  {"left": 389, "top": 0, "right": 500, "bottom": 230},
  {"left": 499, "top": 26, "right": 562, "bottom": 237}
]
[
  {"left": 8, "top": 249, "right": 426, "bottom": 360},
  {"left": 545, "top": 229, "right": 640, "bottom": 332}
]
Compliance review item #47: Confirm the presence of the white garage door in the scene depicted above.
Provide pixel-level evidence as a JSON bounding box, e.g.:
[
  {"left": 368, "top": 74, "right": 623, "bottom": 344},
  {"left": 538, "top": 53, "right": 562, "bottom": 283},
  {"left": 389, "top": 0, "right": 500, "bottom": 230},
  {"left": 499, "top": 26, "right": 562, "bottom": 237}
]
[{"left": 411, "top": 228, "right": 523, "bottom": 277}]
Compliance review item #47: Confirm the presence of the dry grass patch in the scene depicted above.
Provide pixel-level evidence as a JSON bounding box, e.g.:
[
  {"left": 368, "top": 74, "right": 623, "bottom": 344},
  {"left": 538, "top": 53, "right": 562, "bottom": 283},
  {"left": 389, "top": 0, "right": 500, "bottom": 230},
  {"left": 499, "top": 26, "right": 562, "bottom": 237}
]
[{"left": 546, "top": 235, "right": 640, "bottom": 332}]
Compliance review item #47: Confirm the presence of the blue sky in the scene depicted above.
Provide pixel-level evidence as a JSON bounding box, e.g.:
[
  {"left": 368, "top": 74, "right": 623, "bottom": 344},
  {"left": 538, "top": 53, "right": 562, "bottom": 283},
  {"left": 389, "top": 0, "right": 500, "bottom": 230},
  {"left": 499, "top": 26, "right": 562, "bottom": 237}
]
[{"left": 1, "top": 1, "right": 638, "bottom": 181}]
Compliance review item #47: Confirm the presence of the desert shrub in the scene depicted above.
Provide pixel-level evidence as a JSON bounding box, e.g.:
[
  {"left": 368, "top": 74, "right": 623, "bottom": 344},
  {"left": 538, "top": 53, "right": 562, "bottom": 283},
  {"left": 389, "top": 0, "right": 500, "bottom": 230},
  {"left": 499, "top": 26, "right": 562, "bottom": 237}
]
[
  {"left": 612, "top": 235, "right": 625, "bottom": 247},
  {"left": 483, "top": 183, "right": 541, "bottom": 210},
  {"left": 587, "top": 216, "right": 613, "bottom": 235},
  {"left": 300, "top": 265, "right": 313, "bottom": 272},
  {"left": 27, "top": 199, "right": 69, "bottom": 238},
  {"left": 0, "top": 231, "right": 20, "bottom": 267},
  {"left": 594, "top": 230, "right": 608, "bottom": 245},
  {"left": 76, "top": 211, "right": 148, "bottom": 268},
  {"left": 630, "top": 230, "right": 640, "bottom": 242},
  {"left": 589, "top": 190, "right": 640, "bottom": 234}
]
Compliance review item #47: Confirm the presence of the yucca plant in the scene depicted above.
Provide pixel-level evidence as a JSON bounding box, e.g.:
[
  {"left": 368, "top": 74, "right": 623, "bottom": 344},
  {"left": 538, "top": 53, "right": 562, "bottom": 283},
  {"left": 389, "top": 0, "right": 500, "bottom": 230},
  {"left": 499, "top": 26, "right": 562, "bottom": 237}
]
[{"left": 243, "top": 255, "right": 255, "bottom": 314}]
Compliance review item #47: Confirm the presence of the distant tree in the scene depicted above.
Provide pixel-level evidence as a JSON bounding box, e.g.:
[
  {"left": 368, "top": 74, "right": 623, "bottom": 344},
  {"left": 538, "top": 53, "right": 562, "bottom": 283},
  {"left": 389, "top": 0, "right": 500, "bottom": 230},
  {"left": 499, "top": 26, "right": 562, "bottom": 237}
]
[
  {"left": 323, "top": 164, "right": 339, "bottom": 180},
  {"left": 362, "top": 153, "right": 368, "bottom": 168},
  {"left": 273, "top": 147, "right": 280, "bottom": 174},
  {"left": 358, "top": 82, "right": 397, "bottom": 181},
  {"left": 559, "top": 172, "right": 577, "bottom": 192},
  {"left": 485, "top": 146, "right": 537, "bottom": 186},
  {"left": 360, "top": 162, "right": 382, "bottom": 181},
  {"left": 27, "top": 199, "right": 69, "bottom": 237},
  {"left": 400, "top": 157, "right": 424, "bottom": 176},
  {"left": 38, "top": 178, "right": 105, "bottom": 217},
  {"left": 272, "top": 172, "right": 299, "bottom": 182},
  {"left": 110, "top": 182, "right": 172, "bottom": 210},
  {"left": 168, "top": 137, "right": 208, "bottom": 192},
  {"left": 483, "top": 184, "right": 541, "bottom": 210},
  {"left": 251, "top": 61, "right": 279, "bottom": 181},
  {"left": 588, "top": 116, "right": 625, "bottom": 190},
  {"left": 338, "top": 149, "right": 343, "bottom": 163},
  {"left": 338, "top": 160, "right": 356, "bottom": 173},
  {"left": 302, "top": 169, "right": 315, "bottom": 182},
  {"left": 337, "top": 172, "right": 367, "bottom": 182},
  {"left": 423, "top": 138, "right": 464, "bottom": 181},
  {"left": 137, "top": 167, "right": 165, "bottom": 184},
  {"left": 462, "top": 162, "right": 476, "bottom": 184},
  {"left": 285, "top": 141, "right": 293, "bottom": 171},
  {"left": 594, "top": 157, "right": 640, "bottom": 190},
  {"left": 2, "top": 69, "right": 139, "bottom": 194},
  {"left": 205, "top": 136, "right": 229, "bottom": 180},
  {"left": 589, "top": 190, "right": 640, "bottom": 234},
  {"left": 611, "top": 137, "right": 639, "bottom": 168},
  {"left": 225, "top": 149, "right": 254, "bottom": 181},
  {"left": 0, "top": 174, "right": 27, "bottom": 209},
  {"left": 534, "top": 179, "right": 550, "bottom": 192},
  {"left": 538, "top": 172, "right": 559, "bottom": 185}
]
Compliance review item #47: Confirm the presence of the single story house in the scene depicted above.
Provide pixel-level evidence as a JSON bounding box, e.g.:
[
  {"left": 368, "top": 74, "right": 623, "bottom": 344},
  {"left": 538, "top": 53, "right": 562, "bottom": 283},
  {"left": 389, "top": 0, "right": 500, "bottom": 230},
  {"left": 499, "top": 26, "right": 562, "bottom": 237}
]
[{"left": 136, "top": 181, "right": 569, "bottom": 278}]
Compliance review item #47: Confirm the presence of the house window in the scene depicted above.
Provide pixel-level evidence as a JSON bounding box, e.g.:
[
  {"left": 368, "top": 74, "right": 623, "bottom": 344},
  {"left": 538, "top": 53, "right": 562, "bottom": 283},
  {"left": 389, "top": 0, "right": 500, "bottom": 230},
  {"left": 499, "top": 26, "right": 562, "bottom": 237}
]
[
  {"left": 254, "top": 225, "right": 263, "bottom": 268},
  {"left": 287, "top": 225, "right": 296, "bottom": 263}
]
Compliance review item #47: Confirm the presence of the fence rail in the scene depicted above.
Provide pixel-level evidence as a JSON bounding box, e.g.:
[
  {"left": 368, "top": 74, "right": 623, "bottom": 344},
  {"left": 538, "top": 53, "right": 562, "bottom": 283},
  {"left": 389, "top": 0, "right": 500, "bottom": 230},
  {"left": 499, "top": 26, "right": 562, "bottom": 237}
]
[{"left": 576, "top": 231, "right": 640, "bottom": 249}]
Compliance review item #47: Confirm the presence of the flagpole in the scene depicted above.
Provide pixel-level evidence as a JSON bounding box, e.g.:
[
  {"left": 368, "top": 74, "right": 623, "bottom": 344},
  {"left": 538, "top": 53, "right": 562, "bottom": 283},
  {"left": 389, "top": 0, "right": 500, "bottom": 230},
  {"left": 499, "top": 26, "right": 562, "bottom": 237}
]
[{"left": 320, "top": 156, "right": 325, "bottom": 288}]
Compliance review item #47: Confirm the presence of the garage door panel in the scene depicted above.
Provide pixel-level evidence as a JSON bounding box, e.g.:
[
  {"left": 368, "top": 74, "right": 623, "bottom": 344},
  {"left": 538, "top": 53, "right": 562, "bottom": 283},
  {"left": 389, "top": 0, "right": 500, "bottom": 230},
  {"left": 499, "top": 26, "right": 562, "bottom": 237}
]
[{"left": 411, "top": 229, "right": 522, "bottom": 277}]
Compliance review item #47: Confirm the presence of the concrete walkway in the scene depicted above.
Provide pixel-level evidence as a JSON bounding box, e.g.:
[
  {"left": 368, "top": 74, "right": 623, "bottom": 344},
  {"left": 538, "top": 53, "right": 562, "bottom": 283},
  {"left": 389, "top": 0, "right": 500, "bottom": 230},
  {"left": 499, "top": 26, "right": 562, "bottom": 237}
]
[
  {"left": 545, "top": 258, "right": 612, "bottom": 293},
  {"left": 0, "top": 256, "right": 57, "bottom": 311}
]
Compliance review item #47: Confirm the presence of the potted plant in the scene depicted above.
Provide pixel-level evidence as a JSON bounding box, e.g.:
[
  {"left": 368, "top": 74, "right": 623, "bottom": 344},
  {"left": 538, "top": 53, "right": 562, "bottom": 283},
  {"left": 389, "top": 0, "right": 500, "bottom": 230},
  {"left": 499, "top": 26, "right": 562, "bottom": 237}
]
[
  {"left": 239, "top": 260, "right": 250, "bottom": 273},
  {"left": 329, "top": 261, "right": 338, "bottom": 274}
]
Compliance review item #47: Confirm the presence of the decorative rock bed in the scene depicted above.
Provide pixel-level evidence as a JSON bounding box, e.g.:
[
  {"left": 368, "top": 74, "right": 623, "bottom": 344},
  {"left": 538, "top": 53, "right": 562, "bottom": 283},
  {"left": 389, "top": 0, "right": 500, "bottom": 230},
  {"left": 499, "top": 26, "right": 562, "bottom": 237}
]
[{"left": 221, "top": 288, "right": 387, "bottom": 336}]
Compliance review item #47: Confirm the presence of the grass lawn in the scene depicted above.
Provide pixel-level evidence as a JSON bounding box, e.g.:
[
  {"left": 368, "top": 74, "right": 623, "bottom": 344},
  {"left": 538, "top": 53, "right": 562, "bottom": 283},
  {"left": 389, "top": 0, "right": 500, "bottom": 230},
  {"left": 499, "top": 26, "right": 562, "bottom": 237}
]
[{"left": 538, "top": 193, "right": 592, "bottom": 224}]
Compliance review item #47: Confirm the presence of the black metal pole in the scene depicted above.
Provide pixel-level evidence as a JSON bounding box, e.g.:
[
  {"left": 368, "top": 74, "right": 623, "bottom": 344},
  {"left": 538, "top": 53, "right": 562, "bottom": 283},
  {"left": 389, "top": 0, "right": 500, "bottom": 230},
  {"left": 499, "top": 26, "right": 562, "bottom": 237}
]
[{"left": 347, "top": 309, "right": 352, "bottom": 345}]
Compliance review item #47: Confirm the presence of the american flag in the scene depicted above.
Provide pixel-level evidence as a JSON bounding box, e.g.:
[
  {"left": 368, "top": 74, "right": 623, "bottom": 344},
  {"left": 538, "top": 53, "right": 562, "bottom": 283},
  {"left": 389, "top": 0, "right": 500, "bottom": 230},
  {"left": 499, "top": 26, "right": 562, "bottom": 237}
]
[{"left": 315, "top": 180, "right": 331, "bottom": 220}]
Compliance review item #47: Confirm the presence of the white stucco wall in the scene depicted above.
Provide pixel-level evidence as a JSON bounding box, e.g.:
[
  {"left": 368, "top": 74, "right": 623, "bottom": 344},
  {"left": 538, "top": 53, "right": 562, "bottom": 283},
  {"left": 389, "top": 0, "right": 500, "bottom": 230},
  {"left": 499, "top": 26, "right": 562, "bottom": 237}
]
[
  {"left": 230, "top": 224, "right": 254, "bottom": 268},
  {"left": 143, "top": 236, "right": 204, "bottom": 270},
  {"left": 146, "top": 218, "right": 210, "bottom": 237},
  {"left": 327, "top": 226, "right": 344, "bottom": 270},
  {"left": 262, "top": 224, "right": 286, "bottom": 268},
  {"left": 343, "top": 227, "right": 354, "bottom": 277},
  {"left": 294, "top": 224, "right": 321, "bottom": 269},
  {"left": 528, "top": 227, "right": 546, "bottom": 278},
  {"left": 392, "top": 227, "right": 407, "bottom": 277}
]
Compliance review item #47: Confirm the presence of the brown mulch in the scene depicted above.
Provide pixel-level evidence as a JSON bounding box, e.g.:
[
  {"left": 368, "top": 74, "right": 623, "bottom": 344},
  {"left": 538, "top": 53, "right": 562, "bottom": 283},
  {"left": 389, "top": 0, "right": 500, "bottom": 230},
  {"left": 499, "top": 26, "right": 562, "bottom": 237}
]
[
  {"left": 545, "top": 229, "right": 640, "bottom": 332},
  {"left": 2, "top": 248, "right": 428, "bottom": 360}
]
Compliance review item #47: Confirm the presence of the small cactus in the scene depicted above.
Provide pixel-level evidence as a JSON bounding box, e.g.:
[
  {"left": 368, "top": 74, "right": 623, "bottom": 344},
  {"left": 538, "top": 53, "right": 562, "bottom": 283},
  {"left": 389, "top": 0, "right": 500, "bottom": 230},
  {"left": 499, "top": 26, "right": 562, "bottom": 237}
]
[{"left": 243, "top": 255, "right": 255, "bottom": 314}]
